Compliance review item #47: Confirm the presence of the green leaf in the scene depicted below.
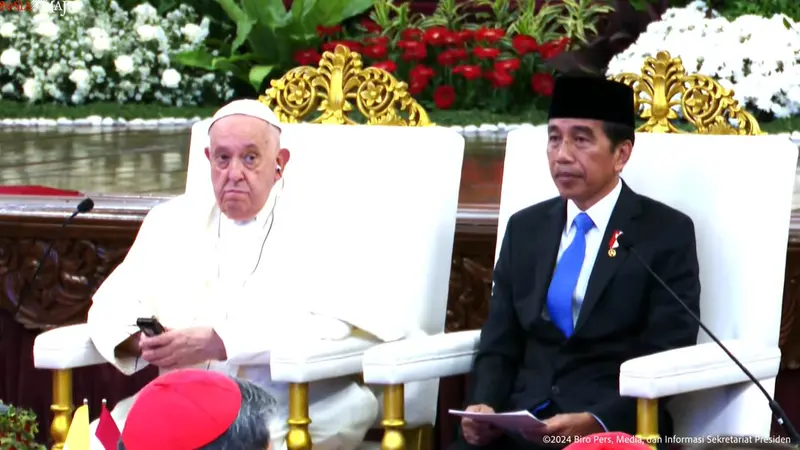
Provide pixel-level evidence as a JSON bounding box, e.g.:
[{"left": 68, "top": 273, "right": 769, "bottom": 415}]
[
  {"left": 171, "top": 49, "right": 216, "bottom": 70},
  {"left": 241, "top": 0, "right": 289, "bottom": 29},
  {"left": 784, "top": 16, "right": 794, "bottom": 30},
  {"left": 214, "top": 0, "right": 258, "bottom": 53},
  {"left": 301, "top": 0, "right": 375, "bottom": 28},
  {"left": 231, "top": 17, "right": 257, "bottom": 54},
  {"left": 249, "top": 65, "right": 276, "bottom": 92}
]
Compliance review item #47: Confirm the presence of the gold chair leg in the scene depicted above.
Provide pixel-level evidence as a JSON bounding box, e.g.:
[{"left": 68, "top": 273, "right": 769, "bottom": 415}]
[
  {"left": 404, "top": 425, "right": 433, "bottom": 450},
  {"left": 286, "top": 383, "right": 311, "bottom": 450},
  {"left": 50, "top": 369, "right": 74, "bottom": 450},
  {"left": 381, "top": 384, "right": 406, "bottom": 450},
  {"left": 636, "top": 398, "right": 659, "bottom": 450}
]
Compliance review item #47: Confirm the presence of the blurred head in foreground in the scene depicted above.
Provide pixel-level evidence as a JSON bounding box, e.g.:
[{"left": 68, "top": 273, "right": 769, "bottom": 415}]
[
  {"left": 119, "top": 369, "right": 276, "bottom": 450},
  {"left": 546, "top": 75, "right": 636, "bottom": 210}
]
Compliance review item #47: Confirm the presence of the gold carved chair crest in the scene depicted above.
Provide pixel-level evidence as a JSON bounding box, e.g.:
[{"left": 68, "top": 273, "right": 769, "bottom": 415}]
[
  {"left": 260, "top": 44, "right": 432, "bottom": 127},
  {"left": 609, "top": 50, "right": 763, "bottom": 135}
]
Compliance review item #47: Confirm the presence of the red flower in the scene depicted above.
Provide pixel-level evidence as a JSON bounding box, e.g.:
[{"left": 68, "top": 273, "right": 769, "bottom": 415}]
[
  {"left": 473, "top": 47, "right": 500, "bottom": 59},
  {"left": 410, "top": 64, "right": 435, "bottom": 82},
  {"left": 399, "top": 41, "right": 427, "bottom": 60},
  {"left": 362, "top": 45, "right": 388, "bottom": 59},
  {"left": 453, "top": 64, "right": 482, "bottom": 80},
  {"left": 494, "top": 58, "right": 520, "bottom": 72},
  {"left": 457, "top": 30, "right": 474, "bottom": 42},
  {"left": 539, "top": 37, "right": 569, "bottom": 59},
  {"left": 364, "top": 36, "right": 389, "bottom": 47},
  {"left": 512, "top": 35, "right": 538, "bottom": 54},
  {"left": 438, "top": 48, "right": 468, "bottom": 66},
  {"left": 401, "top": 28, "right": 423, "bottom": 41},
  {"left": 433, "top": 85, "right": 456, "bottom": 109},
  {"left": 373, "top": 60, "right": 397, "bottom": 73},
  {"left": 486, "top": 69, "right": 514, "bottom": 88},
  {"left": 360, "top": 18, "right": 381, "bottom": 33},
  {"left": 444, "top": 32, "right": 463, "bottom": 46},
  {"left": 316, "top": 25, "right": 341, "bottom": 37},
  {"left": 531, "top": 73, "right": 554, "bottom": 96},
  {"left": 322, "top": 40, "right": 362, "bottom": 52},
  {"left": 409, "top": 77, "right": 428, "bottom": 95},
  {"left": 422, "top": 26, "right": 451, "bottom": 46},
  {"left": 476, "top": 27, "right": 505, "bottom": 43},
  {"left": 293, "top": 49, "right": 321, "bottom": 66}
]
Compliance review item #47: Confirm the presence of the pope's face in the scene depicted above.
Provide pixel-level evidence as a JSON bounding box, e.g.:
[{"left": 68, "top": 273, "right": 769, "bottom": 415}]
[
  {"left": 546, "top": 118, "right": 630, "bottom": 210},
  {"left": 206, "top": 115, "right": 289, "bottom": 221}
]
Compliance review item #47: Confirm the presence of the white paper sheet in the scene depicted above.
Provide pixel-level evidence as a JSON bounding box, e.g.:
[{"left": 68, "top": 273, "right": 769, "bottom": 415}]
[{"left": 448, "top": 409, "right": 547, "bottom": 433}]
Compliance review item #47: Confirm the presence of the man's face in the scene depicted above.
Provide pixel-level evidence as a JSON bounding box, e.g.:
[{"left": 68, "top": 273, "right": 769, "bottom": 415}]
[
  {"left": 546, "top": 118, "right": 631, "bottom": 209},
  {"left": 205, "top": 115, "right": 289, "bottom": 221}
]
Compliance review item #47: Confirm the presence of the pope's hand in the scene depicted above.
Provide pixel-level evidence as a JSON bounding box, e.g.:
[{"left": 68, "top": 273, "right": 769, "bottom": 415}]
[{"left": 139, "top": 327, "right": 227, "bottom": 370}]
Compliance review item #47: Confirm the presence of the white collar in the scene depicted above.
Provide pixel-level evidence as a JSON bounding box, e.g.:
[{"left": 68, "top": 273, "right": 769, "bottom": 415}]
[{"left": 564, "top": 178, "right": 622, "bottom": 235}]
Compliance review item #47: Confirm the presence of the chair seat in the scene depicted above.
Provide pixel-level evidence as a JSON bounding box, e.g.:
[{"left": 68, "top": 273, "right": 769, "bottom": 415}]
[{"left": 33, "top": 323, "right": 105, "bottom": 369}]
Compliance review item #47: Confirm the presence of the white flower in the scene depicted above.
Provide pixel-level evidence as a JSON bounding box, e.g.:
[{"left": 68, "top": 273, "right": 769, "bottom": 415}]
[
  {"left": 69, "top": 69, "right": 91, "bottom": 87},
  {"left": 136, "top": 24, "right": 159, "bottom": 41},
  {"left": 0, "top": 48, "right": 21, "bottom": 68},
  {"left": 132, "top": 3, "right": 158, "bottom": 18},
  {"left": 181, "top": 23, "right": 202, "bottom": 42},
  {"left": 33, "top": 20, "right": 59, "bottom": 39},
  {"left": 92, "top": 36, "right": 111, "bottom": 53},
  {"left": 160, "top": 69, "right": 181, "bottom": 88},
  {"left": 114, "top": 55, "right": 134, "bottom": 76},
  {"left": 22, "top": 79, "right": 41, "bottom": 101},
  {"left": 0, "top": 22, "right": 16, "bottom": 38},
  {"left": 86, "top": 27, "right": 108, "bottom": 40}
]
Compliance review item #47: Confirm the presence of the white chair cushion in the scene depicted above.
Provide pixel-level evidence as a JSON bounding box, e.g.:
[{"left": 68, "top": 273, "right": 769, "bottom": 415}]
[
  {"left": 33, "top": 323, "right": 105, "bottom": 369},
  {"left": 620, "top": 340, "right": 781, "bottom": 398},
  {"left": 363, "top": 330, "right": 481, "bottom": 384}
]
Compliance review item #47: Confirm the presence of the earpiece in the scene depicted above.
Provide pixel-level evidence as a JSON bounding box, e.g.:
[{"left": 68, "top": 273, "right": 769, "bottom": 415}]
[{"left": 276, "top": 165, "right": 282, "bottom": 173}]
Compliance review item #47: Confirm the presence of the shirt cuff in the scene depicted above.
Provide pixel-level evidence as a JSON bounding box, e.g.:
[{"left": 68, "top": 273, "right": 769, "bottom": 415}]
[{"left": 588, "top": 413, "right": 609, "bottom": 432}]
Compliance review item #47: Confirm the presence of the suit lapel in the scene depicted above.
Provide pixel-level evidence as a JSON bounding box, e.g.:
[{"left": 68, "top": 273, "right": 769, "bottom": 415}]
[
  {"left": 574, "top": 182, "right": 642, "bottom": 333},
  {"left": 529, "top": 200, "right": 567, "bottom": 316}
]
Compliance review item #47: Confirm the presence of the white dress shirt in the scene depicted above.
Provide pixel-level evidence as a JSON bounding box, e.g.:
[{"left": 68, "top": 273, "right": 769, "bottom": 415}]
[{"left": 555, "top": 179, "right": 623, "bottom": 325}]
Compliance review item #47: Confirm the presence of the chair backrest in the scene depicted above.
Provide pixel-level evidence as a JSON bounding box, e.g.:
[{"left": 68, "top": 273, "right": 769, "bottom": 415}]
[
  {"left": 501, "top": 126, "right": 797, "bottom": 436},
  {"left": 186, "top": 119, "right": 465, "bottom": 428}
]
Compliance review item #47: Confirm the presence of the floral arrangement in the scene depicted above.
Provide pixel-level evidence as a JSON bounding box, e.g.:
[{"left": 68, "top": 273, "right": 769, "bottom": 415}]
[
  {"left": 0, "top": 402, "right": 46, "bottom": 450},
  {"left": 290, "top": 0, "right": 611, "bottom": 113},
  {"left": 606, "top": 0, "right": 800, "bottom": 118},
  {"left": 0, "top": 0, "right": 234, "bottom": 106}
]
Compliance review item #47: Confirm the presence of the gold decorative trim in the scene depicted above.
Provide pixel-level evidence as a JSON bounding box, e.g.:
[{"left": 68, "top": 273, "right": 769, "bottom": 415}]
[
  {"left": 260, "top": 45, "right": 432, "bottom": 127},
  {"left": 610, "top": 51, "right": 763, "bottom": 135}
]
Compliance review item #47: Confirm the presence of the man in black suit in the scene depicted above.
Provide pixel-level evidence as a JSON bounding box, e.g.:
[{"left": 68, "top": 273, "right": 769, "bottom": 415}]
[{"left": 452, "top": 76, "right": 701, "bottom": 449}]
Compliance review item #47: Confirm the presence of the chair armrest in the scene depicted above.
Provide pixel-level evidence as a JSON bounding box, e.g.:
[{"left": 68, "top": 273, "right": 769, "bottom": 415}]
[
  {"left": 620, "top": 340, "right": 781, "bottom": 399},
  {"left": 362, "top": 330, "right": 481, "bottom": 384},
  {"left": 269, "top": 335, "right": 380, "bottom": 383},
  {"left": 33, "top": 324, "right": 106, "bottom": 369}
]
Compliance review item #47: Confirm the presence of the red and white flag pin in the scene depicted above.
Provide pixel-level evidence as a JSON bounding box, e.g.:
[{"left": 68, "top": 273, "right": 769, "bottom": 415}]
[{"left": 608, "top": 230, "right": 623, "bottom": 257}]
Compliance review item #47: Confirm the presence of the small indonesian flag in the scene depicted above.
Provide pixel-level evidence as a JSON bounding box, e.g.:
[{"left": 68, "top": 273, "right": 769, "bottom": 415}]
[
  {"left": 94, "top": 401, "right": 121, "bottom": 450},
  {"left": 609, "top": 230, "right": 623, "bottom": 250}
]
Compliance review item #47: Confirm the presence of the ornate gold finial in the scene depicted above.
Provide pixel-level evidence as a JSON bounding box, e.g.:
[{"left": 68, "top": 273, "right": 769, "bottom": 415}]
[
  {"left": 260, "top": 45, "right": 432, "bottom": 127},
  {"left": 609, "top": 51, "right": 763, "bottom": 135}
]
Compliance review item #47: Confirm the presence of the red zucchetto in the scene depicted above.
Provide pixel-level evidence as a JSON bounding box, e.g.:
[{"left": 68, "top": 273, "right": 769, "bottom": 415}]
[
  {"left": 565, "top": 432, "right": 653, "bottom": 449},
  {"left": 121, "top": 369, "right": 242, "bottom": 450}
]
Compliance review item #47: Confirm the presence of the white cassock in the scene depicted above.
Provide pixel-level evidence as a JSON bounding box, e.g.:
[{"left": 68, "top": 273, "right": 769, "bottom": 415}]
[{"left": 83, "top": 190, "right": 379, "bottom": 450}]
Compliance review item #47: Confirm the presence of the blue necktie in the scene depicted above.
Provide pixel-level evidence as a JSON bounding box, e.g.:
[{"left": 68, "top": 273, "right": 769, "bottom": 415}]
[{"left": 546, "top": 212, "right": 594, "bottom": 338}]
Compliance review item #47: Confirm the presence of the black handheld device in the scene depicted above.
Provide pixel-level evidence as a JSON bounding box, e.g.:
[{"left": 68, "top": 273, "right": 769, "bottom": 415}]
[{"left": 136, "top": 317, "right": 165, "bottom": 337}]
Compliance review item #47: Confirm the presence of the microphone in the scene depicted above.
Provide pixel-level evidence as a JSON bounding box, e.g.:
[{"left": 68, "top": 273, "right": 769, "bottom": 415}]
[
  {"left": 616, "top": 234, "right": 800, "bottom": 445},
  {"left": 9, "top": 197, "right": 95, "bottom": 325}
]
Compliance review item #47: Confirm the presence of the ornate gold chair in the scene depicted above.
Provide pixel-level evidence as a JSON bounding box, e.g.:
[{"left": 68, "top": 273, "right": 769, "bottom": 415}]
[
  {"left": 34, "top": 44, "right": 460, "bottom": 450},
  {"left": 362, "top": 50, "right": 792, "bottom": 448}
]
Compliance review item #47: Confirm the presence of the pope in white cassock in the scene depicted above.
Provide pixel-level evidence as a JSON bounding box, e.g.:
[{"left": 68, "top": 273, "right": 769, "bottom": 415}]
[{"left": 83, "top": 100, "right": 379, "bottom": 450}]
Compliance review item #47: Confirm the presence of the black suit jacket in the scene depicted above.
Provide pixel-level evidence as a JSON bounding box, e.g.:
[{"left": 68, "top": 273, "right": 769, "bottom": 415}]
[{"left": 468, "top": 181, "right": 701, "bottom": 434}]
